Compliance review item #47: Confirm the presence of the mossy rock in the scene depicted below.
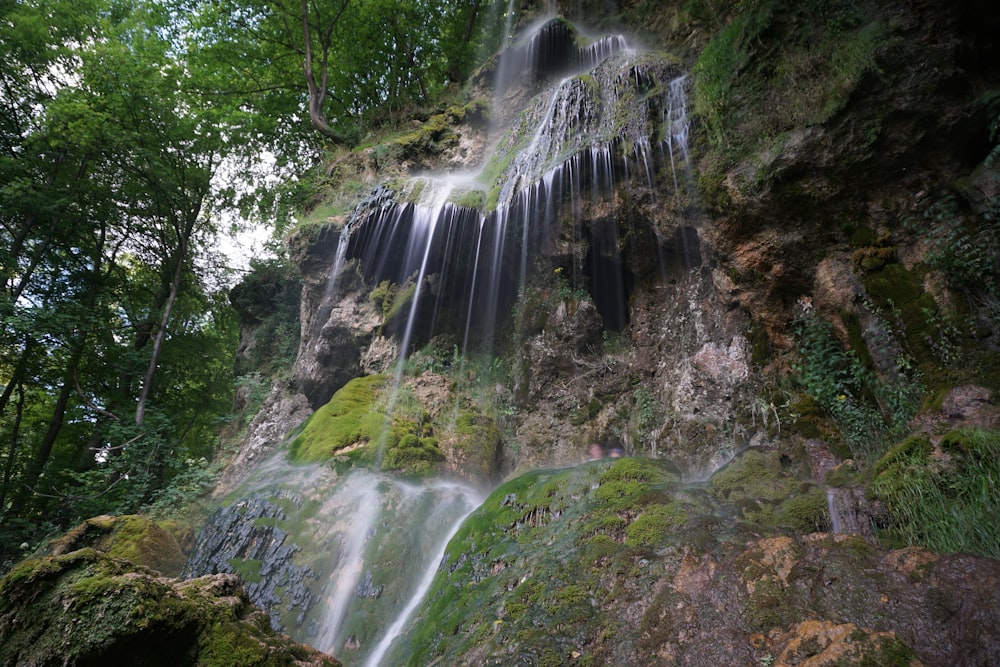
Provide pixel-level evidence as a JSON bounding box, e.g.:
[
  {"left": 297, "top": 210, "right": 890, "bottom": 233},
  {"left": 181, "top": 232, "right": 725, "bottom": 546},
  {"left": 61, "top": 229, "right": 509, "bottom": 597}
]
[
  {"left": 0, "top": 549, "right": 338, "bottom": 666},
  {"left": 710, "top": 449, "right": 797, "bottom": 502},
  {"left": 382, "top": 433, "right": 445, "bottom": 473},
  {"left": 289, "top": 374, "right": 391, "bottom": 462},
  {"left": 48, "top": 514, "right": 187, "bottom": 577},
  {"left": 449, "top": 409, "right": 502, "bottom": 480}
]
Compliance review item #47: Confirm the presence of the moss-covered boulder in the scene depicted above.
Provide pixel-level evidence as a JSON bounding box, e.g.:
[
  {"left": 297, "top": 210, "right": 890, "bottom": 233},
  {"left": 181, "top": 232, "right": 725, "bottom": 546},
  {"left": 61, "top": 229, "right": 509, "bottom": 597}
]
[
  {"left": 0, "top": 549, "right": 338, "bottom": 667},
  {"left": 287, "top": 372, "right": 501, "bottom": 482},
  {"left": 48, "top": 514, "right": 187, "bottom": 577}
]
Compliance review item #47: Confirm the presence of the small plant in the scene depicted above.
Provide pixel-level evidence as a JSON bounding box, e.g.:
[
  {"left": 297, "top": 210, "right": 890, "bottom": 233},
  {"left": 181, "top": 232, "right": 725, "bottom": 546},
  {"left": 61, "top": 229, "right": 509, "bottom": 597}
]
[
  {"left": 791, "top": 308, "right": 922, "bottom": 460},
  {"left": 920, "top": 307, "right": 964, "bottom": 365},
  {"left": 554, "top": 267, "right": 590, "bottom": 302}
]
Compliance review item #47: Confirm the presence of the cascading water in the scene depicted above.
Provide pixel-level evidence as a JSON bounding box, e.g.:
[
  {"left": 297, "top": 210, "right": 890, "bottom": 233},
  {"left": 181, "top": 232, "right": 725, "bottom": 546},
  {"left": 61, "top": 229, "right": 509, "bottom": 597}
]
[
  {"left": 343, "top": 23, "right": 692, "bottom": 355},
  {"left": 184, "top": 451, "right": 483, "bottom": 663},
  {"left": 186, "top": 15, "right": 694, "bottom": 667}
]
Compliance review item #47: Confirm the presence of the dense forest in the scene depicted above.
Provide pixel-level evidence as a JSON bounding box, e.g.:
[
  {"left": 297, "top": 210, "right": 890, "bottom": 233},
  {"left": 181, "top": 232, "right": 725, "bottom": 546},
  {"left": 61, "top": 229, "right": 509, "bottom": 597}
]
[{"left": 0, "top": 0, "right": 504, "bottom": 567}]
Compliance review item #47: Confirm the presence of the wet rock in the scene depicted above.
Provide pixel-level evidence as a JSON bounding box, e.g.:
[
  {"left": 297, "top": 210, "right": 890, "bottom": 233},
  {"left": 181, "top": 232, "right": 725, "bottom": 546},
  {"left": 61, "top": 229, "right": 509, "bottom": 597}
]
[
  {"left": 354, "top": 571, "right": 383, "bottom": 600},
  {"left": 215, "top": 386, "right": 312, "bottom": 497},
  {"left": 182, "top": 495, "right": 317, "bottom": 633},
  {"left": 767, "top": 620, "right": 920, "bottom": 667},
  {"left": 910, "top": 385, "right": 1000, "bottom": 436},
  {"left": 394, "top": 459, "right": 1000, "bottom": 666},
  {"left": 803, "top": 439, "right": 839, "bottom": 482}
]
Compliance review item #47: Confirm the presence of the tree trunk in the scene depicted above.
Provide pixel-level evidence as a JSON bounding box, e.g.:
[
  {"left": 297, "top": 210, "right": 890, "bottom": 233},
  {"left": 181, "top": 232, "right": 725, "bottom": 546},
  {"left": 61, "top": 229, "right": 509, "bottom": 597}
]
[
  {"left": 10, "top": 342, "right": 86, "bottom": 513},
  {"left": 134, "top": 235, "right": 187, "bottom": 428},
  {"left": 0, "top": 383, "right": 27, "bottom": 515},
  {"left": 300, "top": 0, "right": 352, "bottom": 143}
]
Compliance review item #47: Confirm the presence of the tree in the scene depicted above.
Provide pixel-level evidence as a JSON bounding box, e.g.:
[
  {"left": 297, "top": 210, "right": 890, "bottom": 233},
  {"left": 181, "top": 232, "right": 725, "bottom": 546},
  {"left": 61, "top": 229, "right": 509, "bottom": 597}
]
[{"left": 0, "top": 0, "right": 244, "bottom": 562}]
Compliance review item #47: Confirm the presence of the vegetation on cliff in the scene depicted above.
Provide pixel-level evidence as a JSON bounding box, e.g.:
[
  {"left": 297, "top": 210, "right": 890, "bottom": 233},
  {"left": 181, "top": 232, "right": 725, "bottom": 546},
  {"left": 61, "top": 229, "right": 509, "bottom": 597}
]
[{"left": 4, "top": 0, "right": 1000, "bottom": 664}]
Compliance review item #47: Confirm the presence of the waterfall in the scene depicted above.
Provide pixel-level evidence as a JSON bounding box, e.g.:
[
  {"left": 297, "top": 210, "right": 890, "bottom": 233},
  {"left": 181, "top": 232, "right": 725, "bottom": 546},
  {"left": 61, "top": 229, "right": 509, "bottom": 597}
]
[
  {"left": 827, "top": 487, "right": 843, "bottom": 534},
  {"left": 361, "top": 482, "right": 482, "bottom": 667},
  {"left": 187, "top": 15, "right": 696, "bottom": 667},
  {"left": 185, "top": 454, "right": 482, "bottom": 664}
]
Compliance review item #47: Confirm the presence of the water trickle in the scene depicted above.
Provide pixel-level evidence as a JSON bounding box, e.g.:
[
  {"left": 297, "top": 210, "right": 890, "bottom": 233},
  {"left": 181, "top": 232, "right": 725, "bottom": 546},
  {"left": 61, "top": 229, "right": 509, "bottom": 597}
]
[
  {"left": 362, "top": 482, "right": 483, "bottom": 667},
  {"left": 184, "top": 453, "right": 483, "bottom": 666},
  {"left": 827, "top": 487, "right": 843, "bottom": 534},
  {"left": 311, "top": 229, "right": 352, "bottom": 338}
]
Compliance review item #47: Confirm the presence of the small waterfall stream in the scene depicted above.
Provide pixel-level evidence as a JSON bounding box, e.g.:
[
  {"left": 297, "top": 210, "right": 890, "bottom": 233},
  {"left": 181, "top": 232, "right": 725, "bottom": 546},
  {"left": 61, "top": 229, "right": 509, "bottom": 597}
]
[{"left": 187, "top": 15, "right": 695, "bottom": 667}]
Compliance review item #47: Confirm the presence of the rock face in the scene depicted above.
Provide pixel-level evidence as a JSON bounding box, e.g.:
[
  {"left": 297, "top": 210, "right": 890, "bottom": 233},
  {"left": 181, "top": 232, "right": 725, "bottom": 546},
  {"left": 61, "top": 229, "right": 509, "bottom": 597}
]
[
  {"left": 0, "top": 549, "right": 339, "bottom": 667},
  {"left": 390, "top": 456, "right": 1000, "bottom": 667},
  {"left": 181, "top": 496, "right": 318, "bottom": 632}
]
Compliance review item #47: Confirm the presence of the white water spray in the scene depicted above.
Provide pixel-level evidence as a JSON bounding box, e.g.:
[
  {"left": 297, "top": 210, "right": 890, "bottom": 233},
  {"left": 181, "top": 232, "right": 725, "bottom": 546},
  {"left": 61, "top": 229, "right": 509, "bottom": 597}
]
[{"left": 362, "top": 482, "right": 483, "bottom": 667}]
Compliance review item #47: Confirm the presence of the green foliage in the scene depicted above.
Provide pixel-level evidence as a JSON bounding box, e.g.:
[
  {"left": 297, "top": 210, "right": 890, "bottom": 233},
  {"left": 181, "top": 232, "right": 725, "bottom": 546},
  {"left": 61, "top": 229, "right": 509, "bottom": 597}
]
[
  {"left": 0, "top": 0, "right": 250, "bottom": 568},
  {"left": 869, "top": 429, "right": 1000, "bottom": 559},
  {"left": 791, "top": 310, "right": 922, "bottom": 459},
  {"left": 544, "top": 266, "right": 590, "bottom": 303},
  {"left": 230, "top": 258, "right": 302, "bottom": 377},
  {"left": 916, "top": 195, "right": 999, "bottom": 293},
  {"left": 907, "top": 193, "right": 1000, "bottom": 340},
  {"left": 693, "top": 0, "right": 881, "bottom": 168}
]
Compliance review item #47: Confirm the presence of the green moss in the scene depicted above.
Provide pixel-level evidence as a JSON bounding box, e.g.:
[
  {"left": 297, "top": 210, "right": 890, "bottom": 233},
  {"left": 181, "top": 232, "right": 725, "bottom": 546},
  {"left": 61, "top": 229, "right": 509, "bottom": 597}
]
[
  {"left": 825, "top": 462, "right": 862, "bottom": 488},
  {"left": 710, "top": 449, "right": 795, "bottom": 501},
  {"left": 624, "top": 502, "right": 689, "bottom": 547},
  {"left": 47, "top": 514, "right": 186, "bottom": 577},
  {"left": 370, "top": 279, "right": 417, "bottom": 324},
  {"left": 226, "top": 558, "right": 264, "bottom": 585},
  {"left": 449, "top": 187, "right": 487, "bottom": 209},
  {"left": 452, "top": 409, "right": 502, "bottom": 480},
  {"left": 849, "top": 225, "right": 877, "bottom": 247},
  {"left": 693, "top": 0, "right": 882, "bottom": 184},
  {"left": 744, "top": 575, "right": 792, "bottom": 632},
  {"left": 383, "top": 433, "right": 445, "bottom": 473},
  {"left": 289, "top": 375, "right": 390, "bottom": 462},
  {"left": 861, "top": 263, "right": 923, "bottom": 305},
  {"left": 776, "top": 487, "right": 829, "bottom": 533},
  {"left": 872, "top": 435, "right": 932, "bottom": 477},
  {"left": 0, "top": 550, "right": 338, "bottom": 667}
]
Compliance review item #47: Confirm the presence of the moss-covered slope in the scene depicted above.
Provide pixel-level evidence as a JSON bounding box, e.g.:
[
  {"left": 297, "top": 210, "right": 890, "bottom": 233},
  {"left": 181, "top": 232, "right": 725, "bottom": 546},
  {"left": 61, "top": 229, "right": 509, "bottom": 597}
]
[{"left": 392, "top": 455, "right": 1000, "bottom": 666}]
